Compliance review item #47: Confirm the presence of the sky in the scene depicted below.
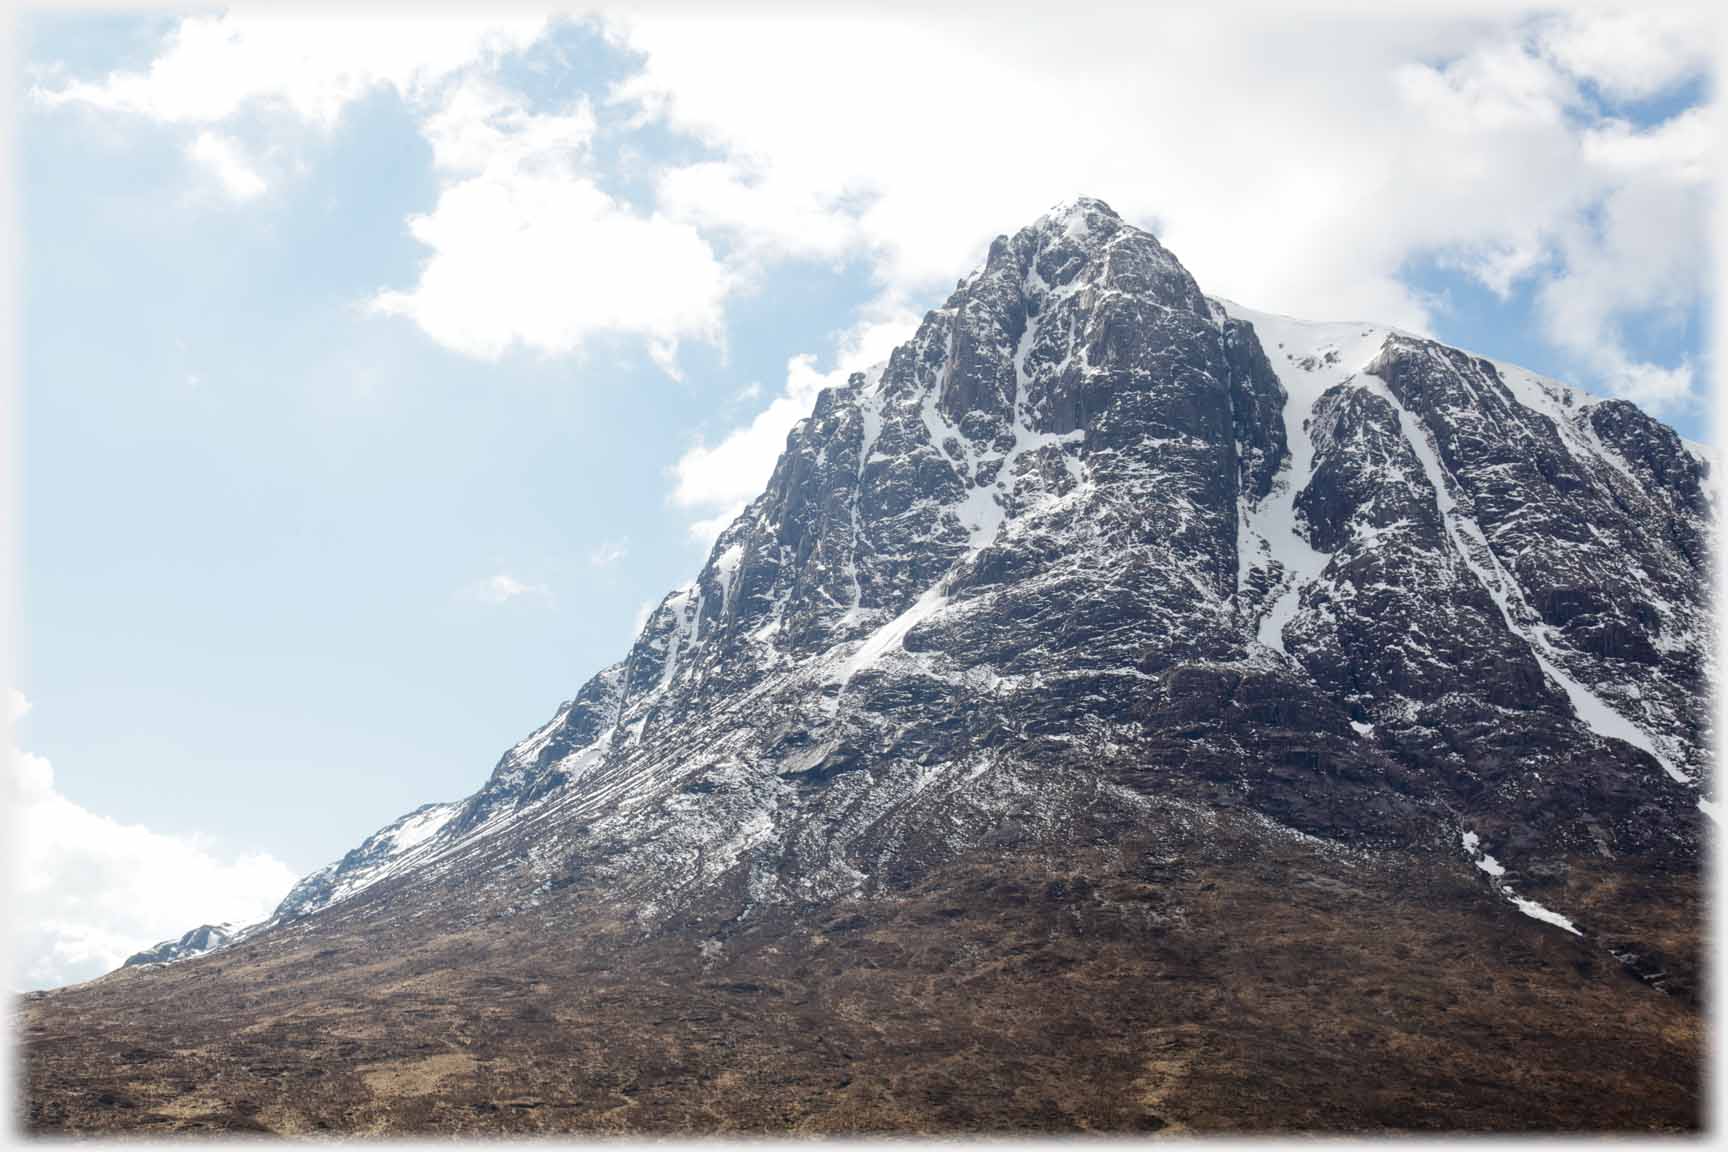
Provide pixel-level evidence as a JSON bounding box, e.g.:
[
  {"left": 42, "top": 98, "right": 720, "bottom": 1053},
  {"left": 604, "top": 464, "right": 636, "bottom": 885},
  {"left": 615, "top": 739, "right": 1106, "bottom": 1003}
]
[{"left": 6, "top": 3, "right": 1716, "bottom": 988}]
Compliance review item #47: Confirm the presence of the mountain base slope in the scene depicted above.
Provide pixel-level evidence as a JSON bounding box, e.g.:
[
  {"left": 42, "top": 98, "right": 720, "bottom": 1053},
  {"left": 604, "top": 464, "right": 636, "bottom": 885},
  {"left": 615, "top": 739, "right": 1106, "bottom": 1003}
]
[{"left": 21, "top": 806, "right": 1700, "bottom": 1135}]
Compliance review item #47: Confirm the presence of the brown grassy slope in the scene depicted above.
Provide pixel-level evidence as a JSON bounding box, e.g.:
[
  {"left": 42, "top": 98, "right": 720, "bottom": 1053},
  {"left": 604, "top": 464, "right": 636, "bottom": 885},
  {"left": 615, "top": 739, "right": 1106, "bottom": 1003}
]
[{"left": 20, "top": 809, "right": 1701, "bottom": 1135}]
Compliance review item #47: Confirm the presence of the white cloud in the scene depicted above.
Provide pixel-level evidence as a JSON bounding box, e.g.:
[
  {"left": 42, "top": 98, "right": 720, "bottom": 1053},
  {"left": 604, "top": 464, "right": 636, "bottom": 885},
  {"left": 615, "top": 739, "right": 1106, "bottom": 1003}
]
[
  {"left": 608, "top": 8, "right": 1453, "bottom": 326},
  {"left": 588, "top": 538, "right": 629, "bottom": 567},
  {"left": 654, "top": 159, "right": 865, "bottom": 269},
  {"left": 1582, "top": 105, "right": 1713, "bottom": 180},
  {"left": 1535, "top": 117, "right": 1710, "bottom": 408},
  {"left": 366, "top": 72, "right": 732, "bottom": 371},
  {"left": 470, "top": 571, "right": 551, "bottom": 604},
  {"left": 371, "top": 161, "right": 730, "bottom": 369},
  {"left": 8, "top": 695, "right": 299, "bottom": 990},
  {"left": 34, "top": 11, "right": 551, "bottom": 128},
  {"left": 35, "top": 4, "right": 1711, "bottom": 516},
  {"left": 419, "top": 73, "right": 596, "bottom": 175},
  {"left": 188, "top": 130, "right": 266, "bottom": 201},
  {"left": 605, "top": 5, "right": 1710, "bottom": 359},
  {"left": 37, "top": 14, "right": 739, "bottom": 375},
  {"left": 682, "top": 510, "right": 740, "bottom": 547},
  {"left": 1397, "top": 26, "right": 1711, "bottom": 411},
  {"left": 1536, "top": 9, "right": 1715, "bottom": 101},
  {"left": 356, "top": 47, "right": 736, "bottom": 373}
]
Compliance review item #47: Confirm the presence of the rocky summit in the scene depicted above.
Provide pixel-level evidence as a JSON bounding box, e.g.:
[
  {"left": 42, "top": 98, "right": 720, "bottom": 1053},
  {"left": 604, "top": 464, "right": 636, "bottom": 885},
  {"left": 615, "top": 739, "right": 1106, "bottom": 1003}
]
[{"left": 21, "top": 198, "right": 1712, "bottom": 1135}]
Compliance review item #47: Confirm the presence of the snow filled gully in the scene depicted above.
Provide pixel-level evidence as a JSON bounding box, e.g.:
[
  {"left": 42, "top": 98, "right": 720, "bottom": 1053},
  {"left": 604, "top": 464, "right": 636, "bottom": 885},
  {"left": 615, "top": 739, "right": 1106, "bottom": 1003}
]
[{"left": 1217, "top": 303, "right": 1393, "bottom": 657}]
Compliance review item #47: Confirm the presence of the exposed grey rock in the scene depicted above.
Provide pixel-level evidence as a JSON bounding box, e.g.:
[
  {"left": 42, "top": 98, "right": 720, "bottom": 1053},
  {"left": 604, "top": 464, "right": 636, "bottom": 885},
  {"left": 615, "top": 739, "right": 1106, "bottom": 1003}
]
[{"left": 135, "top": 197, "right": 1711, "bottom": 971}]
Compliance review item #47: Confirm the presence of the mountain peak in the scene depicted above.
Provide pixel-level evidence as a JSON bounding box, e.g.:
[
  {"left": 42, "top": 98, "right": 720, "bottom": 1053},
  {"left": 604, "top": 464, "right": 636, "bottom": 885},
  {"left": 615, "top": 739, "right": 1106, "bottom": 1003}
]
[
  {"left": 43, "top": 197, "right": 1709, "bottom": 1135},
  {"left": 1039, "top": 194, "right": 1121, "bottom": 234},
  {"left": 101, "top": 197, "right": 1708, "bottom": 947}
]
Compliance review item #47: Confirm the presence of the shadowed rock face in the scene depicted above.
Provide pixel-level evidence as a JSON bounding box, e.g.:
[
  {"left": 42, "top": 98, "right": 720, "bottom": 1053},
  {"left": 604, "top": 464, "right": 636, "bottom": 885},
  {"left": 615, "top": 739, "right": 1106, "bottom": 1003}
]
[{"left": 24, "top": 198, "right": 1711, "bottom": 1135}]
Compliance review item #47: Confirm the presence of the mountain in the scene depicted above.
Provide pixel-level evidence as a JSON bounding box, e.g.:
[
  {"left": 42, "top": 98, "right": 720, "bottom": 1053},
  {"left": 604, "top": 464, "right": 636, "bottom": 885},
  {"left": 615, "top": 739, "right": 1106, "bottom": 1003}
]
[
  {"left": 121, "top": 924, "right": 237, "bottom": 969},
  {"left": 22, "top": 198, "right": 1711, "bottom": 1135}
]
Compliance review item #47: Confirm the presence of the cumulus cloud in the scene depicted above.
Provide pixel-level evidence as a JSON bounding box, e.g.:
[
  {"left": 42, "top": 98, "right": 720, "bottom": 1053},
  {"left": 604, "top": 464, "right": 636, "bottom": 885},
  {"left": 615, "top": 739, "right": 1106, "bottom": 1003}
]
[
  {"left": 669, "top": 352, "right": 829, "bottom": 540},
  {"left": 1536, "top": 8, "right": 1715, "bottom": 101},
  {"left": 609, "top": 9, "right": 1443, "bottom": 327},
  {"left": 35, "top": 12, "right": 739, "bottom": 375},
  {"left": 371, "top": 164, "right": 729, "bottom": 370},
  {"left": 1534, "top": 108, "right": 1711, "bottom": 407},
  {"left": 419, "top": 72, "right": 596, "bottom": 175},
  {"left": 609, "top": 5, "right": 1708, "bottom": 354},
  {"left": 654, "top": 159, "right": 865, "bottom": 270},
  {"left": 367, "top": 73, "right": 732, "bottom": 368},
  {"left": 8, "top": 694, "right": 300, "bottom": 990},
  {"left": 1396, "top": 25, "right": 1712, "bottom": 409}
]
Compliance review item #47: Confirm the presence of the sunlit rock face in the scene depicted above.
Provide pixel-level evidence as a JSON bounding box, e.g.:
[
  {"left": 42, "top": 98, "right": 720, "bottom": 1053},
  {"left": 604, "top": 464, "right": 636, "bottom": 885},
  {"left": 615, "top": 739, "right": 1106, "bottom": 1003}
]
[{"left": 144, "top": 197, "right": 1714, "bottom": 972}]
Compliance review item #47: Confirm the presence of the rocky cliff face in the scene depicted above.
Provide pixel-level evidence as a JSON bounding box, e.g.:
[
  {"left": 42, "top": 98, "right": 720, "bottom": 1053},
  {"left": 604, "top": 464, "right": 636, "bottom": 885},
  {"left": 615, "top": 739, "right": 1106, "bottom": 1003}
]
[
  {"left": 253, "top": 197, "right": 1705, "bottom": 941},
  {"left": 26, "top": 198, "right": 1711, "bottom": 1134}
]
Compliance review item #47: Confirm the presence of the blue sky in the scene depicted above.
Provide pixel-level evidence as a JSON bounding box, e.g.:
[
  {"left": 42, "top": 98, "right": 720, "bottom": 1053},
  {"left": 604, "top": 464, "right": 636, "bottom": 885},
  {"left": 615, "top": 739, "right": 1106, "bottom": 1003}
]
[
  {"left": 9, "top": 6, "right": 1714, "bottom": 987},
  {"left": 17, "top": 26, "right": 864, "bottom": 856}
]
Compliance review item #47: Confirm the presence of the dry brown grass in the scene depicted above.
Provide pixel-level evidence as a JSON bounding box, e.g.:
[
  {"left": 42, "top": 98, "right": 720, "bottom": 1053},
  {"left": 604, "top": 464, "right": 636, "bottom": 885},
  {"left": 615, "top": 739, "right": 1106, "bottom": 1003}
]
[{"left": 21, "top": 809, "right": 1701, "bottom": 1135}]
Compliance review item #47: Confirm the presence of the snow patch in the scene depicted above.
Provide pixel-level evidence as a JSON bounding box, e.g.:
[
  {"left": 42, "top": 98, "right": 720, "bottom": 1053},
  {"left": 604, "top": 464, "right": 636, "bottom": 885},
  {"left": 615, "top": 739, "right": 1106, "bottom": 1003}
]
[
  {"left": 1461, "top": 827, "right": 1579, "bottom": 935},
  {"left": 712, "top": 543, "right": 745, "bottom": 619},
  {"left": 1508, "top": 894, "right": 1582, "bottom": 935},
  {"left": 387, "top": 804, "right": 458, "bottom": 854},
  {"left": 837, "top": 580, "right": 949, "bottom": 685}
]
